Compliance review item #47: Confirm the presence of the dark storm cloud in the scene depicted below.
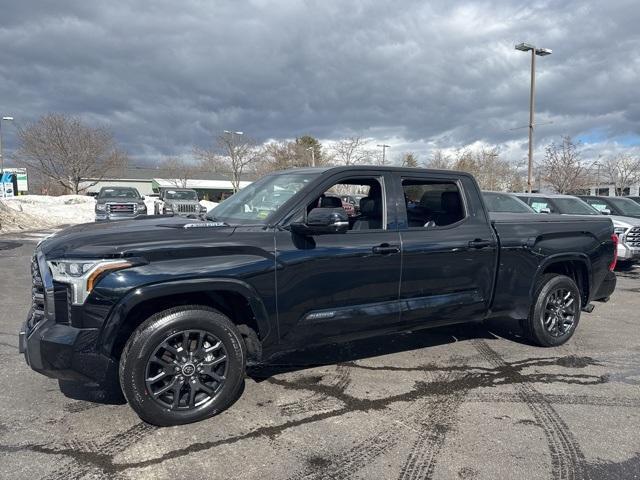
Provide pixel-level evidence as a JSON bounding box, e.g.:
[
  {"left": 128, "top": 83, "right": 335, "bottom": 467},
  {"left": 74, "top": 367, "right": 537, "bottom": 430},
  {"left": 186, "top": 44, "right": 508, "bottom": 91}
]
[{"left": 1, "top": 0, "right": 639, "bottom": 163}]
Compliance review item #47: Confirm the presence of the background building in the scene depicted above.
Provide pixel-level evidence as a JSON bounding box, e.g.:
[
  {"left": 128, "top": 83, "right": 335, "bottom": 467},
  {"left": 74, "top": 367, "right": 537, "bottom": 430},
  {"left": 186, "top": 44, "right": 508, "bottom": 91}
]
[{"left": 80, "top": 167, "right": 252, "bottom": 201}]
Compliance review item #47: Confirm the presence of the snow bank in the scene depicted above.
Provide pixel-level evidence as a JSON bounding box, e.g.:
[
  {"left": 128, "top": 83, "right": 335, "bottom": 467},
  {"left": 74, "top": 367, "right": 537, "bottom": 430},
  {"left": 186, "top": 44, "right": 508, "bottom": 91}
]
[
  {"left": 0, "top": 195, "right": 95, "bottom": 233},
  {"left": 199, "top": 200, "right": 219, "bottom": 213}
]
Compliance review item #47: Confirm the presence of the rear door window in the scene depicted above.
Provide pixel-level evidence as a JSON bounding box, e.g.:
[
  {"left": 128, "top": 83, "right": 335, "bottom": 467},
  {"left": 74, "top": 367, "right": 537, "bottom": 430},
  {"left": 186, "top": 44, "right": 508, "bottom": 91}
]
[{"left": 400, "top": 179, "right": 466, "bottom": 228}]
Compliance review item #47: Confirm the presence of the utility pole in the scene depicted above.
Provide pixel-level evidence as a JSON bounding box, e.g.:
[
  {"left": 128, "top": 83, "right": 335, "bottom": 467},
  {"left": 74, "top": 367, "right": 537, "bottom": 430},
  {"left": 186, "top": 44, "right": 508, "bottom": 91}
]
[
  {"left": 0, "top": 116, "right": 15, "bottom": 176},
  {"left": 377, "top": 144, "right": 390, "bottom": 165},
  {"left": 515, "top": 43, "right": 552, "bottom": 193}
]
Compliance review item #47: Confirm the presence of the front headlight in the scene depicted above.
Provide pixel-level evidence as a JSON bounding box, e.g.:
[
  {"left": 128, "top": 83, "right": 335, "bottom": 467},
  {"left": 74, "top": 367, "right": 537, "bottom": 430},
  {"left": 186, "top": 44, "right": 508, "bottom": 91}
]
[
  {"left": 614, "top": 227, "right": 627, "bottom": 240},
  {"left": 96, "top": 204, "right": 106, "bottom": 212},
  {"left": 138, "top": 204, "right": 147, "bottom": 212},
  {"left": 47, "top": 259, "right": 133, "bottom": 304}
]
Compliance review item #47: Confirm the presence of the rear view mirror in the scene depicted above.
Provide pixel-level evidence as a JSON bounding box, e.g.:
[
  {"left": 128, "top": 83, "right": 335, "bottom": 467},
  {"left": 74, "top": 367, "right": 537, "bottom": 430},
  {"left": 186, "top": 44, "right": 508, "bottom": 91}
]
[
  {"left": 601, "top": 208, "right": 611, "bottom": 215},
  {"left": 291, "top": 208, "right": 349, "bottom": 235},
  {"left": 539, "top": 208, "right": 552, "bottom": 214}
]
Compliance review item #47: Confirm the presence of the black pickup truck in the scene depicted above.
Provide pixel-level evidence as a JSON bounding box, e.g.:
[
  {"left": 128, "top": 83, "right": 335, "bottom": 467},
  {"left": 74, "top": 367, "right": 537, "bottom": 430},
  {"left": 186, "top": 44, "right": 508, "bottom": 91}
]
[{"left": 19, "top": 167, "right": 617, "bottom": 426}]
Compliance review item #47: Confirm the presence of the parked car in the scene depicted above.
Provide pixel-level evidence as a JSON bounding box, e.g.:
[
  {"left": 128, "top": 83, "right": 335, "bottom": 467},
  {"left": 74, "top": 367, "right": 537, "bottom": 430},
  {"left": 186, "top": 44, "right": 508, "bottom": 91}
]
[
  {"left": 94, "top": 186, "right": 147, "bottom": 221},
  {"left": 21, "top": 167, "right": 616, "bottom": 426},
  {"left": 482, "top": 191, "right": 536, "bottom": 213},
  {"left": 578, "top": 195, "right": 640, "bottom": 219},
  {"left": 516, "top": 193, "right": 640, "bottom": 264},
  {"left": 154, "top": 188, "right": 205, "bottom": 218}
]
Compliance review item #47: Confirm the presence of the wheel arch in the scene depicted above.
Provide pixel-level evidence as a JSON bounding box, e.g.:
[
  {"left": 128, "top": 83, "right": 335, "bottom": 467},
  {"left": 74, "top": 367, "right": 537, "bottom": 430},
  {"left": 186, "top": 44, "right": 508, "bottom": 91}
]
[
  {"left": 99, "top": 279, "right": 271, "bottom": 364},
  {"left": 533, "top": 254, "right": 592, "bottom": 307}
]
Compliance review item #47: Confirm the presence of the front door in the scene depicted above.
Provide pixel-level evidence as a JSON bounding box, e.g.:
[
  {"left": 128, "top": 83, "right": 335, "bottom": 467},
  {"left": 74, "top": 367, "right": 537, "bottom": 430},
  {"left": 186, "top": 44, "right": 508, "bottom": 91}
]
[{"left": 274, "top": 171, "right": 402, "bottom": 347}]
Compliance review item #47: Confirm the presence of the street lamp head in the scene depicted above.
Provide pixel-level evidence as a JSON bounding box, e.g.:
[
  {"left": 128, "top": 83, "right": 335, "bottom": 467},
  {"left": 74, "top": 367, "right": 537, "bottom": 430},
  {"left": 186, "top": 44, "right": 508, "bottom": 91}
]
[
  {"left": 2, "top": 117, "right": 13, "bottom": 121},
  {"left": 515, "top": 42, "right": 534, "bottom": 52},
  {"left": 535, "top": 48, "right": 552, "bottom": 56},
  {"left": 223, "top": 130, "right": 243, "bottom": 135}
]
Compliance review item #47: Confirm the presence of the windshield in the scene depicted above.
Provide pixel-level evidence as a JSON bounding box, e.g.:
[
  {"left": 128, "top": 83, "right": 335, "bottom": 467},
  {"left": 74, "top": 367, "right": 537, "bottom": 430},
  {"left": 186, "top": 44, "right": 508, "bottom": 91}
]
[
  {"left": 165, "top": 190, "right": 197, "bottom": 200},
  {"left": 553, "top": 197, "right": 600, "bottom": 215},
  {"left": 99, "top": 187, "right": 140, "bottom": 199},
  {"left": 209, "top": 171, "right": 321, "bottom": 224},
  {"left": 607, "top": 197, "right": 640, "bottom": 216},
  {"left": 483, "top": 192, "right": 533, "bottom": 213}
]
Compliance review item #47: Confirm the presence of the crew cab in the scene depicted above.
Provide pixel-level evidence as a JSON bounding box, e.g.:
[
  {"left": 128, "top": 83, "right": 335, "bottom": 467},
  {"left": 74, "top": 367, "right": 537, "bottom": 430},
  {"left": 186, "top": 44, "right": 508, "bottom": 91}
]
[{"left": 20, "top": 167, "right": 617, "bottom": 426}]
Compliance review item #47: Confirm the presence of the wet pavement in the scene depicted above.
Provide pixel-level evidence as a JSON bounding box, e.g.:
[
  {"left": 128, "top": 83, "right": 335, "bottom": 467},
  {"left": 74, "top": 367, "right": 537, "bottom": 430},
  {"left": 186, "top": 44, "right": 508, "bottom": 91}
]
[{"left": 0, "top": 237, "right": 639, "bottom": 480}]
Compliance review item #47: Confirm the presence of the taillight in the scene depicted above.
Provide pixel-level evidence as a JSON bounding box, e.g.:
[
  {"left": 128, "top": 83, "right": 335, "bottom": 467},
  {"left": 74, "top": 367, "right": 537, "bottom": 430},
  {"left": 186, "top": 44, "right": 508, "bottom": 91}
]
[{"left": 609, "top": 234, "right": 618, "bottom": 271}]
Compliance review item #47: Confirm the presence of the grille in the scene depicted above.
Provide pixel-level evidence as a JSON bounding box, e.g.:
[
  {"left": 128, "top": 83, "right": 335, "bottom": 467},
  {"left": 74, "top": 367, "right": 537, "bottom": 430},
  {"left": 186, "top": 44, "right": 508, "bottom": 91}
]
[
  {"left": 626, "top": 227, "right": 640, "bottom": 247},
  {"left": 177, "top": 204, "right": 198, "bottom": 214},
  {"left": 106, "top": 203, "right": 137, "bottom": 214},
  {"left": 28, "top": 256, "right": 46, "bottom": 332}
]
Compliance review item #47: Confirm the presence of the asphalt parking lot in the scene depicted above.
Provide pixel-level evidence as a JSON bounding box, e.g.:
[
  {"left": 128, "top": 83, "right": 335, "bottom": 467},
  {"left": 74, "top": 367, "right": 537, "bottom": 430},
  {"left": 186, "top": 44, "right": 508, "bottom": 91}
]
[{"left": 0, "top": 234, "right": 639, "bottom": 480}]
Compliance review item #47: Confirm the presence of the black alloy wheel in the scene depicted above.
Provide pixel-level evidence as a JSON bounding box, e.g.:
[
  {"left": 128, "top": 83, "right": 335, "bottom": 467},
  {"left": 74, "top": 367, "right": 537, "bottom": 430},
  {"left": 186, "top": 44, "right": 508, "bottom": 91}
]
[
  {"left": 120, "top": 306, "right": 246, "bottom": 426},
  {"left": 541, "top": 287, "right": 578, "bottom": 337},
  {"left": 524, "top": 273, "right": 582, "bottom": 347},
  {"left": 145, "top": 330, "right": 228, "bottom": 410}
]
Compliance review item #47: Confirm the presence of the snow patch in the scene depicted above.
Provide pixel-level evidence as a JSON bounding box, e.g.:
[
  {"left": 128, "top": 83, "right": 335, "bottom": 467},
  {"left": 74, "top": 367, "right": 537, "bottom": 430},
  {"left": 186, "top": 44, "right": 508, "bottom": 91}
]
[{"left": 0, "top": 195, "right": 95, "bottom": 233}]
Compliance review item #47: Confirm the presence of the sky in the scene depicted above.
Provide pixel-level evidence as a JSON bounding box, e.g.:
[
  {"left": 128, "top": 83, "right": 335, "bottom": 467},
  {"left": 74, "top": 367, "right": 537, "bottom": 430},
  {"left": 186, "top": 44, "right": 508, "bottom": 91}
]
[{"left": 1, "top": 0, "right": 639, "bottom": 167}]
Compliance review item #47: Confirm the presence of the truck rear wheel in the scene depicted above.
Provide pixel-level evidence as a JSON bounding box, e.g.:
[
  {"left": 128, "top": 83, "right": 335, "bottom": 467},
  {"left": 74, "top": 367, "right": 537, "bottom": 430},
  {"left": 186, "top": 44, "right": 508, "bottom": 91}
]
[
  {"left": 119, "top": 306, "right": 246, "bottom": 426},
  {"left": 524, "top": 274, "right": 581, "bottom": 347}
]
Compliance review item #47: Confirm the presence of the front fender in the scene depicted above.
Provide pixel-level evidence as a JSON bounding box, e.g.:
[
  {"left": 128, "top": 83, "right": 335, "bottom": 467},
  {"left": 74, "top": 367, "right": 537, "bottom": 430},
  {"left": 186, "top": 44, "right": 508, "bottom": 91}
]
[{"left": 98, "top": 278, "right": 272, "bottom": 357}]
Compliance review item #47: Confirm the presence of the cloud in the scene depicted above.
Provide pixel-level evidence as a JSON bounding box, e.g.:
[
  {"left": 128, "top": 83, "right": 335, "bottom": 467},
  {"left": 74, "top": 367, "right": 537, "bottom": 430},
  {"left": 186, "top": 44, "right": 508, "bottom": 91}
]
[{"left": 0, "top": 0, "right": 639, "bottom": 166}]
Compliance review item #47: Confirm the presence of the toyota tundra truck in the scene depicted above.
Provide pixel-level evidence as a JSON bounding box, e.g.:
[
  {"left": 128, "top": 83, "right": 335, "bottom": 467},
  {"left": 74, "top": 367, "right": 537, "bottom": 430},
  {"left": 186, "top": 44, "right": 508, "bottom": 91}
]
[{"left": 19, "top": 167, "right": 617, "bottom": 426}]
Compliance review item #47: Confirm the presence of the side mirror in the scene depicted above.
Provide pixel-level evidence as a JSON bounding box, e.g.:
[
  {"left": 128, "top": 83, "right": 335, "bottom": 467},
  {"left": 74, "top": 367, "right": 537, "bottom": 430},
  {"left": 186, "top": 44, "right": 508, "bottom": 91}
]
[
  {"left": 601, "top": 208, "right": 611, "bottom": 215},
  {"left": 539, "top": 207, "right": 552, "bottom": 214},
  {"left": 291, "top": 208, "right": 349, "bottom": 235}
]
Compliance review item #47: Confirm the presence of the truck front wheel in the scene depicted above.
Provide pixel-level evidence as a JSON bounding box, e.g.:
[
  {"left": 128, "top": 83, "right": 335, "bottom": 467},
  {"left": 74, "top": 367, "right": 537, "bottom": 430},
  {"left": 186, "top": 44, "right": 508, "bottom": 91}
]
[
  {"left": 119, "top": 306, "right": 246, "bottom": 426},
  {"left": 524, "top": 274, "right": 581, "bottom": 347}
]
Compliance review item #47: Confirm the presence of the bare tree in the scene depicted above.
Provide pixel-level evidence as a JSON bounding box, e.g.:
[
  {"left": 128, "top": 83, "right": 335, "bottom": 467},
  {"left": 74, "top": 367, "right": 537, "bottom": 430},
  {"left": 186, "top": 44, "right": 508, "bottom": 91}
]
[
  {"left": 425, "top": 150, "right": 452, "bottom": 169},
  {"left": 541, "top": 136, "right": 587, "bottom": 194},
  {"left": 159, "top": 157, "right": 202, "bottom": 188},
  {"left": 602, "top": 154, "right": 640, "bottom": 196},
  {"left": 401, "top": 152, "right": 419, "bottom": 168},
  {"left": 331, "top": 136, "right": 371, "bottom": 166},
  {"left": 17, "top": 113, "right": 127, "bottom": 194},
  {"left": 195, "top": 133, "right": 261, "bottom": 192}
]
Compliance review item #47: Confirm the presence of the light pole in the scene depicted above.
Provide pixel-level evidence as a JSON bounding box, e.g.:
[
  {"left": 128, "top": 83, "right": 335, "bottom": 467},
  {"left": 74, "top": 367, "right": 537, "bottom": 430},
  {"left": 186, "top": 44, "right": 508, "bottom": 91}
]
[
  {"left": 306, "top": 146, "right": 315, "bottom": 167},
  {"left": 515, "top": 43, "right": 552, "bottom": 193},
  {"left": 377, "top": 144, "right": 390, "bottom": 165},
  {"left": 0, "top": 116, "right": 14, "bottom": 176},
  {"left": 592, "top": 159, "right": 602, "bottom": 196}
]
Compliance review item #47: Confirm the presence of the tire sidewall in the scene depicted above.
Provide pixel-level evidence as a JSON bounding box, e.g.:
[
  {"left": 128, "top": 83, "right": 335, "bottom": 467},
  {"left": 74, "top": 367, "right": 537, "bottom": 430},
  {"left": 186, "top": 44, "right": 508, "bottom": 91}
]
[
  {"left": 120, "top": 308, "right": 245, "bottom": 426},
  {"left": 531, "top": 275, "right": 581, "bottom": 347}
]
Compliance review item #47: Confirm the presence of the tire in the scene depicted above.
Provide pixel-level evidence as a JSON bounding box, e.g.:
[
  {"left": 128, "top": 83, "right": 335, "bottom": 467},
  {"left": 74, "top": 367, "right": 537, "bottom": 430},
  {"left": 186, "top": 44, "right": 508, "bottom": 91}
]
[
  {"left": 524, "top": 274, "right": 581, "bottom": 347},
  {"left": 119, "top": 306, "right": 246, "bottom": 426}
]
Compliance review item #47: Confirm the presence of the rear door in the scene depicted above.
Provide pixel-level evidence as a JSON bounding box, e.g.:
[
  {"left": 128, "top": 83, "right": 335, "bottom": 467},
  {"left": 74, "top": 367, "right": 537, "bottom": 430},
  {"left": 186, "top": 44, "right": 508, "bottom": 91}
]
[{"left": 394, "top": 172, "right": 498, "bottom": 327}]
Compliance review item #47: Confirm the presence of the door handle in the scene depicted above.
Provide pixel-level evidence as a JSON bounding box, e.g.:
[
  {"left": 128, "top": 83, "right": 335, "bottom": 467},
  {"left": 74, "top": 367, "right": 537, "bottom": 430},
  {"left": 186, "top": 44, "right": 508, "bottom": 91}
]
[
  {"left": 372, "top": 244, "right": 400, "bottom": 255},
  {"left": 468, "top": 239, "right": 493, "bottom": 249}
]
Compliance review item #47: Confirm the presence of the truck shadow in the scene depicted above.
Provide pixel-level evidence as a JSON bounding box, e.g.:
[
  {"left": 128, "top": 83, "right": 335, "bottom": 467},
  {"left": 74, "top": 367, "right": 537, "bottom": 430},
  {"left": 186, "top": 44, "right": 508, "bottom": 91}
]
[
  {"left": 249, "top": 318, "right": 529, "bottom": 380},
  {"left": 57, "top": 318, "right": 529, "bottom": 405}
]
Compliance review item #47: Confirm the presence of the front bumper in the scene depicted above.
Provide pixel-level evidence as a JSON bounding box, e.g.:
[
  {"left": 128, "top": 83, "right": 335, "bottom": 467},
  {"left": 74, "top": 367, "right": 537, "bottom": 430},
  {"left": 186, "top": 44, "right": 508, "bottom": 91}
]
[
  {"left": 19, "top": 315, "right": 117, "bottom": 385},
  {"left": 617, "top": 242, "right": 640, "bottom": 261},
  {"left": 95, "top": 212, "right": 146, "bottom": 222}
]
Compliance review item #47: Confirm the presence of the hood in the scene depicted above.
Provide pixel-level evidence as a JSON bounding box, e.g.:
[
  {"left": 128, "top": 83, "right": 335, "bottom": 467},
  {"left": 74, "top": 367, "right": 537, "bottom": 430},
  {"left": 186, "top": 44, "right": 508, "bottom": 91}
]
[
  {"left": 38, "top": 216, "right": 236, "bottom": 259},
  {"left": 609, "top": 215, "right": 640, "bottom": 228}
]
